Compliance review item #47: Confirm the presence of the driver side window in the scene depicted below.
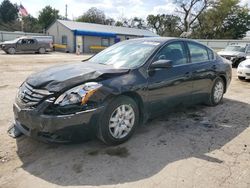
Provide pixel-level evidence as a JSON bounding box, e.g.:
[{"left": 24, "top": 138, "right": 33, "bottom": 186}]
[
  {"left": 247, "top": 46, "right": 250, "bottom": 54},
  {"left": 21, "top": 39, "right": 27, "bottom": 44},
  {"left": 154, "top": 42, "right": 188, "bottom": 66}
]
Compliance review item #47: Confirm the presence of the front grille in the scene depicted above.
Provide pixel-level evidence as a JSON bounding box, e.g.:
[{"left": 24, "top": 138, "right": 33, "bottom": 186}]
[{"left": 18, "top": 83, "right": 53, "bottom": 106}]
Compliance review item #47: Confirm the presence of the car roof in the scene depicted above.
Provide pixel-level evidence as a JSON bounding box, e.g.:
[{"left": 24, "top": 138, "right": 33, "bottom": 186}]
[
  {"left": 128, "top": 37, "right": 212, "bottom": 50},
  {"left": 129, "top": 37, "right": 203, "bottom": 44}
]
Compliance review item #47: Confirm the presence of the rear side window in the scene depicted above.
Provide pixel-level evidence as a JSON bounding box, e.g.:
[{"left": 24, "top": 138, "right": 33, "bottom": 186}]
[
  {"left": 27, "top": 39, "right": 35, "bottom": 44},
  {"left": 188, "top": 42, "right": 209, "bottom": 63}
]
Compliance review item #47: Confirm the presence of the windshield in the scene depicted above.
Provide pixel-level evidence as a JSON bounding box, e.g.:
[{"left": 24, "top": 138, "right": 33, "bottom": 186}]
[
  {"left": 225, "top": 45, "right": 246, "bottom": 52},
  {"left": 89, "top": 40, "right": 160, "bottom": 69}
]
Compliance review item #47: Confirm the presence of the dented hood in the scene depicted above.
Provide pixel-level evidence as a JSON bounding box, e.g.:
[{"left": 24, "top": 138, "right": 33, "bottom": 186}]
[{"left": 26, "top": 61, "right": 129, "bottom": 92}]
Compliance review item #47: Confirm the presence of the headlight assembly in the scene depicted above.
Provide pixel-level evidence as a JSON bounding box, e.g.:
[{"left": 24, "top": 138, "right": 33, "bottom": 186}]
[
  {"left": 54, "top": 82, "right": 102, "bottom": 106},
  {"left": 238, "top": 63, "right": 243, "bottom": 67}
]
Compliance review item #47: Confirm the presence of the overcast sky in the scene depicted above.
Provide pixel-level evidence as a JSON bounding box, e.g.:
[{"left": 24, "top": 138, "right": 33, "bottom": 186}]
[{"left": 6, "top": 0, "right": 250, "bottom": 20}]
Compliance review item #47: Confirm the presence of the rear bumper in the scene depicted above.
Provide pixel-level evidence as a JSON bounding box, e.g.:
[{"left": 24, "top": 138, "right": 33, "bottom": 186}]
[{"left": 13, "top": 103, "right": 104, "bottom": 142}]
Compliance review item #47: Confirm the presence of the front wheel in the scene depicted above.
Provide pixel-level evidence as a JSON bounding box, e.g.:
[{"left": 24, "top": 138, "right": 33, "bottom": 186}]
[
  {"left": 7, "top": 47, "right": 16, "bottom": 54},
  {"left": 206, "top": 77, "right": 225, "bottom": 106},
  {"left": 97, "top": 96, "right": 139, "bottom": 145}
]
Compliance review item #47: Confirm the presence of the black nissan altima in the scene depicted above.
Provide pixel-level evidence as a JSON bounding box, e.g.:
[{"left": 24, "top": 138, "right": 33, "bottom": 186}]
[{"left": 11, "top": 37, "right": 232, "bottom": 145}]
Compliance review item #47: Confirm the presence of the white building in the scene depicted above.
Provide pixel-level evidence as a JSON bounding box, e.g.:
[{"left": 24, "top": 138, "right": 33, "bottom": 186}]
[{"left": 46, "top": 20, "right": 158, "bottom": 53}]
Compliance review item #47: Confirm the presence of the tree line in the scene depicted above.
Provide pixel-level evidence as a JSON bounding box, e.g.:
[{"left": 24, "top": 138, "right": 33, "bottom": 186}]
[{"left": 0, "top": 0, "right": 249, "bottom": 39}]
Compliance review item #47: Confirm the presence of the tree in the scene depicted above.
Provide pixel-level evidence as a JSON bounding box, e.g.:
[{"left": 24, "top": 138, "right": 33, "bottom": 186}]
[
  {"left": 115, "top": 21, "right": 124, "bottom": 26},
  {"left": 147, "top": 14, "right": 182, "bottom": 36},
  {"left": 221, "top": 5, "right": 250, "bottom": 39},
  {"left": 38, "top": 6, "right": 60, "bottom": 29},
  {"left": 105, "top": 18, "right": 115, "bottom": 25},
  {"left": 0, "top": 0, "right": 18, "bottom": 23},
  {"left": 23, "top": 15, "right": 42, "bottom": 33},
  {"left": 114, "top": 17, "right": 147, "bottom": 29},
  {"left": 77, "top": 7, "right": 106, "bottom": 24},
  {"left": 174, "top": 0, "right": 214, "bottom": 32},
  {"left": 193, "top": 0, "right": 250, "bottom": 39},
  {"left": 130, "top": 17, "right": 147, "bottom": 29}
]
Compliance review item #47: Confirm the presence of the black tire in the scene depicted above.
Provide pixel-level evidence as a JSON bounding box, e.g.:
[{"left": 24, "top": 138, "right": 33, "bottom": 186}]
[
  {"left": 238, "top": 76, "right": 245, "bottom": 80},
  {"left": 7, "top": 47, "right": 16, "bottom": 54},
  {"left": 97, "top": 96, "right": 139, "bottom": 145},
  {"left": 206, "top": 77, "right": 225, "bottom": 106},
  {"left": 39, "top": 47, "right": 46, "bottom": 54}
]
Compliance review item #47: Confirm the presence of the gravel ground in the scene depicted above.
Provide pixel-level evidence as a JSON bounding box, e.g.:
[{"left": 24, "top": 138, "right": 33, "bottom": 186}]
[{"left": 0, "top": 51, "right": 250, "bottom": 188}]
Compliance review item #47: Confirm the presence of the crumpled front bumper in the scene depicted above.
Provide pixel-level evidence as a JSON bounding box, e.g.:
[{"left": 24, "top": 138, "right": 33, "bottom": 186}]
[{"left": 12, "top": 102, "right": 104, "bottom": 142}]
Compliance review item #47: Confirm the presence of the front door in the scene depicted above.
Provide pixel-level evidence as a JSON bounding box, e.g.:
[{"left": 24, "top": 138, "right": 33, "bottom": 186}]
[
  {"left": 16, "top": 39, "right": 28, "bottom": 51},
  {"left": 147, "top": 41, "right": 193, "bottom": 117}
]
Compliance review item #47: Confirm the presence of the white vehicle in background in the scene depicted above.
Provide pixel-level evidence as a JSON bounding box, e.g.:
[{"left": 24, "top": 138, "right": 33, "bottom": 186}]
[
  {"left": 218, "top": 43, "right": 250, "bottom": 67},
  {"left": 237, "top": 59, "right": 250, "bottom": 80}
]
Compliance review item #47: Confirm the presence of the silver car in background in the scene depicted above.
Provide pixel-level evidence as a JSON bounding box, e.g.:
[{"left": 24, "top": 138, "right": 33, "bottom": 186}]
[{"left": 218, "top": 43, "right": 250, "bottom": 67}]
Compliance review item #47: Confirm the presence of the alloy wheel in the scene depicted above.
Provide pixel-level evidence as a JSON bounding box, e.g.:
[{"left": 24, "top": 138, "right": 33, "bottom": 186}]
[
  {"left": 108, "top": 104, "right": 135, "bottom": 139},
  {"left": 213, "top": 81, "right": 224, "bottom": 103}
]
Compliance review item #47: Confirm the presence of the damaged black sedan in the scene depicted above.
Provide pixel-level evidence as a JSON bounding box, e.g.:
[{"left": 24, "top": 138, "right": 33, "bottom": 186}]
[{"left": 10, "top": 38, "right": 232, "bottom": 145}]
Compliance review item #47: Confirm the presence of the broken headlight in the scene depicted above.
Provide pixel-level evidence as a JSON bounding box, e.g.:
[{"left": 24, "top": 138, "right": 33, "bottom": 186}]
[{"left": 54, "top": 82, "right": 102, "bottom": 106}]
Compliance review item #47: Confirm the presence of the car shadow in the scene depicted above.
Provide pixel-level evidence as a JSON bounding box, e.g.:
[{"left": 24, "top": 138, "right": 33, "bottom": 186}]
[
  {"left": 16, "top": 98, "right": 250, "bottom": 186},
  {"left": 0, "top": 51, "right": 51, "bottom": 55}
]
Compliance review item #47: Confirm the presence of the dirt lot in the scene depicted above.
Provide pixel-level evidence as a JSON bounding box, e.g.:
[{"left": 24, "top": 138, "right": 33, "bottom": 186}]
[{"left": 0, "top": 51, "right": 250, "bottom": 188}]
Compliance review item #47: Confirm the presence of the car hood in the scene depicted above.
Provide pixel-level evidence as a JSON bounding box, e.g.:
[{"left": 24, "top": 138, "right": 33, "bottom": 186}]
[
  {"left": 26, "top": 61, "right": 130, "bottom": 92},
  {"left": 217, "top": 50, "right": 245, "bottom": 57},
  {"left": 0, "top": 41, "right": 15, "bottom": 45},
  {"left": 239, "top": 59, "right": 250, "bottom": 67}
]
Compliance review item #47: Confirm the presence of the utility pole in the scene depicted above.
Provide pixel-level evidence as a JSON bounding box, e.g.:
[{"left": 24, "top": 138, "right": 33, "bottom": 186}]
[{"left": 65, "top": 4, "right": 68, "bottom": 20}]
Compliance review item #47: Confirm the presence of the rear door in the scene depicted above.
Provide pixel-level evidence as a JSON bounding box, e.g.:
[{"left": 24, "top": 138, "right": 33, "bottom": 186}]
[
  {"left": 147, "top": 41, "right": 193, "bottom": 116},
  {"left": 26, "top": 39, "right": 37, "bottom": 51},
  {"left": 186, "top": 41, "right": 217, "bottom": 102}
]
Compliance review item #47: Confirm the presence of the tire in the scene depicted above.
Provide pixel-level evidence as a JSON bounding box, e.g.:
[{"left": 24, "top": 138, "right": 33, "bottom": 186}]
[
  {"left": 38, "top": 47, "right": 46, "bottom": 54},
  {"left": 97, "top": 96, "right": 139, "bottom": 145},
  {"left": 7, "top": 47, "right": 16, "bottom": 54},
  {"left": 238, "top": 76, "right": 245, "bottom": 80},
  {"left": 206, "top": 77, "right": 225, "bottom": 106}
]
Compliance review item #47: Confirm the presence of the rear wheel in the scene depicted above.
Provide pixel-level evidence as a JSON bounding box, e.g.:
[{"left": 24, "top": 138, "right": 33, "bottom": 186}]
[
  {"left": 38, "top": 47, "right": 46, "bottom": 54},
  {"left": 97, "top": 96, "right": 139, "bottom": 145},
  {"left": 238, "top": 76, "right": 245, "bottom": 80},
  {"left": 7, "top": 47, "right": 16, "bottom": 54},
  {"left": 206, "top": 77, "right": 225, "bottom": 106}
]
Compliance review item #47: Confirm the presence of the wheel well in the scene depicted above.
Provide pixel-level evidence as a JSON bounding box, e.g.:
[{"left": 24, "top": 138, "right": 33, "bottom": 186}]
[
  {"left": 219, "top": 75, "right": 227, "bottom": 93},
  {"left": 121, "top": 92, "right": 145, "bottom": 125}
]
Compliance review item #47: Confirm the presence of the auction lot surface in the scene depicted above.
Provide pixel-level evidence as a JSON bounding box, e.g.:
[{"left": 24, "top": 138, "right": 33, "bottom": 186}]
[{"left": 0, "top": 51, "right": 250, "bottom": 188}]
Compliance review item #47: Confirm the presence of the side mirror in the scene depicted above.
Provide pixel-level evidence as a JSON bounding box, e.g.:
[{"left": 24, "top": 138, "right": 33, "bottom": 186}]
[{"left": 150, "top": 59, "right": 173, "bottom": 69}]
